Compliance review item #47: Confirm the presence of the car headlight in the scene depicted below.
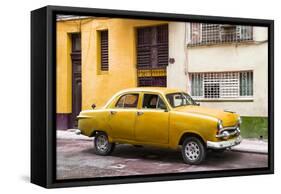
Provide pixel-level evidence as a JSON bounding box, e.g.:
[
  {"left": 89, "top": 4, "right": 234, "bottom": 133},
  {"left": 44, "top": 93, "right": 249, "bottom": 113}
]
[
  {"left": 237, "top": 116, "right": 242, "bottom": 126},
  {"left": 217, "top": 119, "right": 223, "bottom": 131}
]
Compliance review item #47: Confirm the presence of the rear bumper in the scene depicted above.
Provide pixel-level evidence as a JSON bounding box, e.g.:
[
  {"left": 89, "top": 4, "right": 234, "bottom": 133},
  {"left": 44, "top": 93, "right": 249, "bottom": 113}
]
[
  {"left": 207, "top": 136, "right": 242, "bottom": 149},
  {"left": 74, "top": 129, "right": 81, "bottom": 135}
]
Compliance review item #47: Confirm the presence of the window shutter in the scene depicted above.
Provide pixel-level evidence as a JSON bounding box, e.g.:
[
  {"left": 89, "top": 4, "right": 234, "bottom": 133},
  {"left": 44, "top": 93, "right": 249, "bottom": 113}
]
[
  {"left": 100, "top": 30, "right": 108, "bottom": 71},
  {"left": 157, "top": 25, "right": 168, "bottom": 67},
  {"left": 137, "top": 24, "right": 168, "bottom": 69},
  {"left": 137, "top": 27, "right": 152, "bottom": 69},
  {"left": 136, "top": 24, "right": 168, "bottom": 87}
]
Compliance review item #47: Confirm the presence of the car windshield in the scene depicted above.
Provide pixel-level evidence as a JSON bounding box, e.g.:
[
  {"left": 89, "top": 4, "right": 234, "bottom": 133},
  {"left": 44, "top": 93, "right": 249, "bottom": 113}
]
[{"left": 166, "top": 92, "right": 196, "bottom": 108}]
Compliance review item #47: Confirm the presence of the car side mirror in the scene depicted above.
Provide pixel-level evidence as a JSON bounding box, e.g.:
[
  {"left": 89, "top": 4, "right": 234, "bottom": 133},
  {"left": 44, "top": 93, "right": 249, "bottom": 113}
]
[{"left": 91, "top": 104, "right": 96, "bottom": 109}]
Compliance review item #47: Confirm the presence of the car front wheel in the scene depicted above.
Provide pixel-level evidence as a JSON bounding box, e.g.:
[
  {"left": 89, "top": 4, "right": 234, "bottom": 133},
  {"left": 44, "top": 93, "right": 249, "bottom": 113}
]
[
  {"left": 181, "top": 136, "right": 206, "bottom": 165},
  {"left": 94, "top": 132, "right": 115, "bottom": 155}
]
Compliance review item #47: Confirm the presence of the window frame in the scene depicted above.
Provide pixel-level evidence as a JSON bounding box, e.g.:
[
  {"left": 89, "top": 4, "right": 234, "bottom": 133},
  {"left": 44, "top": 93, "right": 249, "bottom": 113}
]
[
  {"left": 166, "top": 92, "right": 197, "bottom": 108},
  {"left": 98, "top": 29, "right": 109, "bottom": 72},
  {"left": 188, "top": 23, "right": 254, "bottom": 46},
  {"left": 71, "top": 33, "right": 81, "bottom": 52},
  {"left": 189, "top": 71, "right": 254, "bottom": 101},
  {"left": 141, "top": 93, "right": 168, "bottom": 110},
  {"left": 115, "top": 93, "right": 140, "bottom": 109}
]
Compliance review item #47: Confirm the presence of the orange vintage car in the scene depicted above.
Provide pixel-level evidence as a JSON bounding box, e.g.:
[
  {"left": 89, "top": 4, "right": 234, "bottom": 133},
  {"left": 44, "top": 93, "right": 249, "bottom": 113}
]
[{"left": 77, "top": 87, "right": 242, "bottom": 164}]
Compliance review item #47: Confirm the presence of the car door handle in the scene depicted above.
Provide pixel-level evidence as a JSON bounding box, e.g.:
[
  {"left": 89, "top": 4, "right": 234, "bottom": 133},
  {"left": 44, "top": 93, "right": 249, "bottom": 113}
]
[
  {"left": 110, "top": 111, "right": 117, "bottom": 115},
  {"left": 137, "top": 111, "right": 144, "bottom": 116}
]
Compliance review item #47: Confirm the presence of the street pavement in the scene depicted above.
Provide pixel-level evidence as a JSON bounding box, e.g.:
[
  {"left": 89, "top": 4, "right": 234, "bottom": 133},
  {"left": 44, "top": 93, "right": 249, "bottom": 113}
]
[{"left": 56, "top": 131, "right": 268, "bottom": 180}]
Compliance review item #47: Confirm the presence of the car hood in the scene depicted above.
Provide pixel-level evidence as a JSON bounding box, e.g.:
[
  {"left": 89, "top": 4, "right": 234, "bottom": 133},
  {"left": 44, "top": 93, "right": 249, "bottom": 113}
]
[{"left": 173, "top": 106, "right": 239, "bottom": 127}]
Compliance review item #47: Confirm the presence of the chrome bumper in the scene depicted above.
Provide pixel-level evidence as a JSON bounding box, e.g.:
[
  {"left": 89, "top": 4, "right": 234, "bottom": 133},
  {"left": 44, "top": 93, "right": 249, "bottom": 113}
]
[
  {"left": 207, "top": 136, "right": 242, "bottom": 149},
  {"left": 216, "top": 127, "right": 240, "bottom": 138}
]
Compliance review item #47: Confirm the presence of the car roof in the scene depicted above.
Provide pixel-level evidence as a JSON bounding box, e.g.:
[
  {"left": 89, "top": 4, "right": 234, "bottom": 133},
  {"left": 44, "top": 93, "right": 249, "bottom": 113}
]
[{"left": 118, "top": 87, "right": 183, "bottom": 95}]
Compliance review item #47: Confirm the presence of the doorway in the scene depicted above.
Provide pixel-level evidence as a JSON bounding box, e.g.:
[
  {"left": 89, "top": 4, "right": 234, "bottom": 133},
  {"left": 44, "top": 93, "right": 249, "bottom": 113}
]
[{"left": 70, "top": 33, "right": 82, "bottom": 128}]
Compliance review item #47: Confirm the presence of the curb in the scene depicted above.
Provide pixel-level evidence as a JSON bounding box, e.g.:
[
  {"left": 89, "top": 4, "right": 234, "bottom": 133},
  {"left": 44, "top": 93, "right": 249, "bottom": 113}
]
[
  {"left": 57, "top": 130, "right": 93, "bottom": 141},
  {"left": 230, "top": 138, "right": 268, "bottom": 155},
  {"left": 230, "top": 148, "right": 268, "bottom": 155}
]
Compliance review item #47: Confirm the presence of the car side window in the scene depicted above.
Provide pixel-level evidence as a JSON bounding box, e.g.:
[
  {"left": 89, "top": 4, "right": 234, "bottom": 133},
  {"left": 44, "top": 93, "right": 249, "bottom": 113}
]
[
  {"left": 116, "top": 94, "right": 139, "bottom": 108},
  {"left": 142, "top": 94, "right": 167, "bottom": 110},
  {"left": 174, "top": 94, "right": 185, "bottom": 107}
]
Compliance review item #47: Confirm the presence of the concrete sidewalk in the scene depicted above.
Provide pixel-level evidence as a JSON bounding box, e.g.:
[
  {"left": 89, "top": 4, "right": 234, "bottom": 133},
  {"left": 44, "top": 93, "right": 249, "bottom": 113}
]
[
  {"left": 231, "top": 138, "right": 268, "bottom": 154},
  {"left": 57, "top": 129, "right": 93, "bottom": 140},
  {"left": 57, "top": 130, "right": 268, "bottom": 154}
]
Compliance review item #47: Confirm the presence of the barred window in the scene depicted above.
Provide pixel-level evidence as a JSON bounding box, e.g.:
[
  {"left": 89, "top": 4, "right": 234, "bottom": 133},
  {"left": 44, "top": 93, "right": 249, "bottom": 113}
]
[
  {"left": 188, "top": 23, "right": 253, "bottom": 46},
  {"left": 190, "top": 71, "right": 253, "bottom": 99}
]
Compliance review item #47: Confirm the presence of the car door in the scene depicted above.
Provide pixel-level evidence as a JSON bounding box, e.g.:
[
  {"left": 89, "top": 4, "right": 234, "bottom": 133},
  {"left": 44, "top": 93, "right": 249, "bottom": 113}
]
[
  {"left": 108, "top": 93, "right": 139, "bottom": 140},
  {"left": 135, "top": 93, "right": 169, "bottom": 144}
]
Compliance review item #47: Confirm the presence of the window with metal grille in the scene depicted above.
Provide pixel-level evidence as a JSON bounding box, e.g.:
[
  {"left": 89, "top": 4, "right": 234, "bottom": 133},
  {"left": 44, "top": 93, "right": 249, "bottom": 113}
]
[
  {"left": 188, "top": 23, "right": 253, "bottom": 46},
  {"left": 190, "top": 71, "right": 253, "bottom": 99},
  {"left": 138, "top": 76, "right": 167, "bottom": 87},
  {"left": 100, "top": 30, "right": 108, "bottom": 71}
]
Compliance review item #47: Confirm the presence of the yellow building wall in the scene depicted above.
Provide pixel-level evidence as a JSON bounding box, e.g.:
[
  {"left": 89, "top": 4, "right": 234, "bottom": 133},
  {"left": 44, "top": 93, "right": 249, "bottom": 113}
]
[{"left": 56, "top": 18, "right": 167, "bottom": 113}]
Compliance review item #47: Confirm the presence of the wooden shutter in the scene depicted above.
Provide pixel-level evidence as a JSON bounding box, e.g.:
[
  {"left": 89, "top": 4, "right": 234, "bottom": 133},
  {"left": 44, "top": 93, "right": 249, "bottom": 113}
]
[
  {"left": 157, "top": 25, "right": 168, "bottom": 67},
  {"left": 100, "top": 30, "right": 108, "bottom": 71},
  {"left": 137, "top": 24, "right": 168, "bottom": 69},
  {"left": 136, "top": 24, "right": 168, "bottom": 87},
  {"left": 137, "top": 27, "right": 152, "bottom": 69}
]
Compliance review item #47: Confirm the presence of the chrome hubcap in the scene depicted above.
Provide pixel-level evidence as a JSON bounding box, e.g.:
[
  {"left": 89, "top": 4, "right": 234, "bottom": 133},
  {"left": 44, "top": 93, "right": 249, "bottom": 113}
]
[
  {"left": 96, "top": 135, "right": 109, "bottom": 152},
  {"left": 184, "top": 141, "right": 200, "bottom": 161}
]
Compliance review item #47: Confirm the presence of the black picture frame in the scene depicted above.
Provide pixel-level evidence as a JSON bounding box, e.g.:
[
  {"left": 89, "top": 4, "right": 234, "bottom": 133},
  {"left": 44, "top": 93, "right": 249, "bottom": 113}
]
[{"left": 31, "top": 5, "right": 274, "bottom": 188}]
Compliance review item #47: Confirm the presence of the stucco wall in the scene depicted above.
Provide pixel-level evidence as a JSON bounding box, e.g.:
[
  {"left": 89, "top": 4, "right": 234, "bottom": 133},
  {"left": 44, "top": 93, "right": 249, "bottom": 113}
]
[
  {"left": 167, "top": 22, "right": 188, "bottom": 91},
  {"left": 57, "top": 20, "right": 82, "bottom": 113},
  {"left": 168, "top": 24, "right": 268, "bottom": 116},
  {"left": 56, "top": 18, "right": 168, "bottom": 113}
]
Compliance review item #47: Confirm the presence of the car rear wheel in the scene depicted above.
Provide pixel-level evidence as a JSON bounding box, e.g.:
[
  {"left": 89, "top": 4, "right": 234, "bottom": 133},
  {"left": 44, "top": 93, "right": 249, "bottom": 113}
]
[
  {"left": 94, "top": 132, "right": 115, "bottom": 155},
  {"left": 181, "top": 136, "right": 206, "bottom": 165}
]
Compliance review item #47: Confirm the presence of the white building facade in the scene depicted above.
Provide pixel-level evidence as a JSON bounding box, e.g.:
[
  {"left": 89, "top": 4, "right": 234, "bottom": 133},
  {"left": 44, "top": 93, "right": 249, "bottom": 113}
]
[{"left": 168, "top": 22, "right": 268, "bottom": 117}]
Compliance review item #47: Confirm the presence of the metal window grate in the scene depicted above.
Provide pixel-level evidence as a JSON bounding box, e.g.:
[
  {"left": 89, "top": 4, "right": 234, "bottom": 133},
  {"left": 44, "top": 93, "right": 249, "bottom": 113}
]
[
  {"left": 100, "top": 30, "right": 109, "bottom": 71},
  {"left": 239, "top": 71, "right": 253, "bottom": 96},
  {"left": 190, "top": 71, "right": 253, "bottom": 99},
  {"left": 138, "top": 76, "right": 167, "bottom": 87},
  {"left": 189, "top": 23, "right": 253, "bottom": 46},
  {"left": 202, "top": 24, "right": 221, "bottom": 43}
]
